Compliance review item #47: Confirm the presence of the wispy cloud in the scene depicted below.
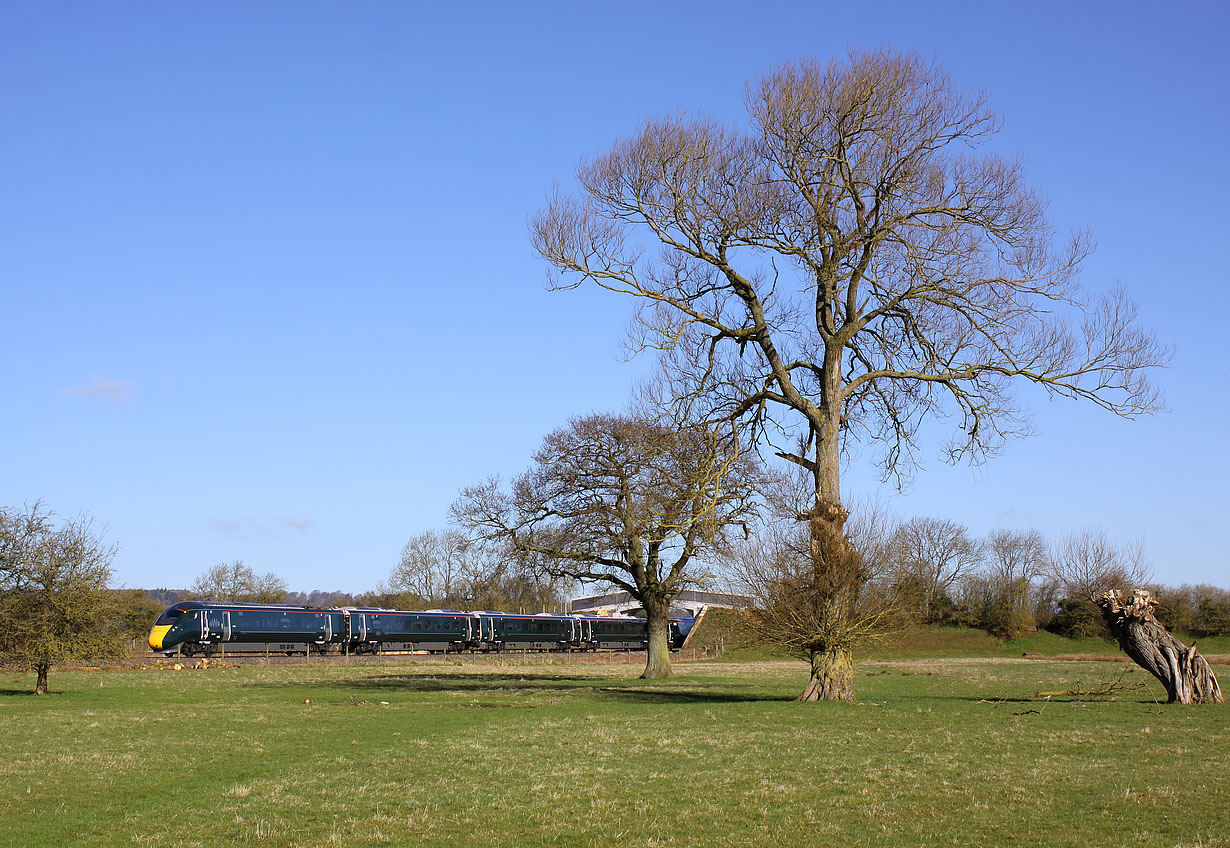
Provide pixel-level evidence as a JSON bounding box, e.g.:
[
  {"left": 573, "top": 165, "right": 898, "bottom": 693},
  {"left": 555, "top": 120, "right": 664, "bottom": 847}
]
[
  {"left": 211, "top": 516, "right": 315, "bottom": 540},
  {"left": 60, "top": 376, "right": 135, "bottom": 404},
  {"left": 211, "top": 518, "right": 242, "bottom": 537}
]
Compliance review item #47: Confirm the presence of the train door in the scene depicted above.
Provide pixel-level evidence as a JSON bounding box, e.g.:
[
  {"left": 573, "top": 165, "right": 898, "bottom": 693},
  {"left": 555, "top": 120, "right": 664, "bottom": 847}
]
[
  {"left": 204, "top": 610, "right": 231, "bottom": 642},
  {"left": 478, "top": 616, "right": 496, "bottom": 649}
]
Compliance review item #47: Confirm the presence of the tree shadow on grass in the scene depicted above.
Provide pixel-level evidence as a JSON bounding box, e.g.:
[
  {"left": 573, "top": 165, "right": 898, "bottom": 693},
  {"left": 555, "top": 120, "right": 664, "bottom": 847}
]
[
  {"left": 951, "top": 694, "right": 1166, "bottom": 706},
  {"left": 248, "top": 670, "right": 792, "bottom": 703},
  {"left": 593, "top": 686, "right": 795, "bottom": 705}
]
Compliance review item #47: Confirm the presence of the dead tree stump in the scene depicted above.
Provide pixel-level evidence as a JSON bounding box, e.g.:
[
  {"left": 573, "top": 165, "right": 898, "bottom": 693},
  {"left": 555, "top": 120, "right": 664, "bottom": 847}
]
[{"left": 1097, "top": 589, "right": 1223, "bottom": 704}]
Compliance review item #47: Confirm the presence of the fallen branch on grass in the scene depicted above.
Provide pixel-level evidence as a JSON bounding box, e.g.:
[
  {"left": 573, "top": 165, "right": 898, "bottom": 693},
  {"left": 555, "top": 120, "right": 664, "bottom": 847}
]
[{"left": 1029, "top": 677, "right": 1146, "bottom": 701}]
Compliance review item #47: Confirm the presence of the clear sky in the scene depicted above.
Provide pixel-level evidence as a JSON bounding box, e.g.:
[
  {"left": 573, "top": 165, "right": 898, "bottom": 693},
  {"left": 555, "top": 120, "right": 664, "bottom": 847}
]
[{"left": 2, "top": 1, "right": 1227, "bottom": 593}]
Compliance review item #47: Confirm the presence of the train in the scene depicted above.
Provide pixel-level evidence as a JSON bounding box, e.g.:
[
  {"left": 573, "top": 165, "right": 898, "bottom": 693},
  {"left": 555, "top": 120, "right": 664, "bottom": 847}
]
[{"left": 147, "top": 600, "right": 693, "bottom": 657}]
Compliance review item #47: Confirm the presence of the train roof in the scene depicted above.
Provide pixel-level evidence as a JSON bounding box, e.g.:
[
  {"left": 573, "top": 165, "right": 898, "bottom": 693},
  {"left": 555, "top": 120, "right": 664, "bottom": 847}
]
[{"left": 155, "top": 600, "right": 694, "bottom": 621}]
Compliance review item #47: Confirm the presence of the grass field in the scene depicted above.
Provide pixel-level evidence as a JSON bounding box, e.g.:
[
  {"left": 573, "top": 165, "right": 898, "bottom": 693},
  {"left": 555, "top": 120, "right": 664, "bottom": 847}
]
[{"left": 1, "top": 652, "right": 1226, "bottom": 848}]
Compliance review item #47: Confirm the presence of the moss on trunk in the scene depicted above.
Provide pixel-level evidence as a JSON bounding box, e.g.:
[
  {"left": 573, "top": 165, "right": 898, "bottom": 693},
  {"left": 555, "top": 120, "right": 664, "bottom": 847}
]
[{"left": 799, "top": 644, "right": 855, "bottom": 702}]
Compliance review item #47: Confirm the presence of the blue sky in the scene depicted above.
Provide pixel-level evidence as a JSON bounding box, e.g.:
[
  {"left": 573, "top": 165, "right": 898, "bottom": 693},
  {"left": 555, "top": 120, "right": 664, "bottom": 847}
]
[{"left": 2, "top": 1, "right": 1227, "bottom": 593}]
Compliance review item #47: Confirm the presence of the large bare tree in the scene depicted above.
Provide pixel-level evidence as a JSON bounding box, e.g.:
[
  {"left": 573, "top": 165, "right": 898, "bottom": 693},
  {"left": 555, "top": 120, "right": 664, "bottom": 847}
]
[
  {"left": 454, "top": 414, "right": 761, "bottom": 679},
  {"left": 532, "top": 49, "right": 1166, "bottom": 699}
]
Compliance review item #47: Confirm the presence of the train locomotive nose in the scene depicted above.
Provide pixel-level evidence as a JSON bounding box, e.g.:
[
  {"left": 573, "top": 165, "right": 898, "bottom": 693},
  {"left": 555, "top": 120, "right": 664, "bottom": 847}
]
[{"left": 149, "top": 625, "right": 171, "bottom": 651}]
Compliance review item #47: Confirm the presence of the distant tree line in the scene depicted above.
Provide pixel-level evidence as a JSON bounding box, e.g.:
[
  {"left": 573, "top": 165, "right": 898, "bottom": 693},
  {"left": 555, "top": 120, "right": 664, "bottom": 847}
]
[{"left": 863, "top": 518, "right": 1230, "bottom": 640}]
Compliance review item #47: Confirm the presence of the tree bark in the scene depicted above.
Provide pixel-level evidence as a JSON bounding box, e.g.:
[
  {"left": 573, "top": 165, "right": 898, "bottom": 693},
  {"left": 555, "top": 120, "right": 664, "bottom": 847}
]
[
  {"left": 641, "top": 596, "right": 675, "bottom": 679},
  {"left": 1097, "top": 590, "right": 1223, "bottom": 705},
  {"left": 799, "top": 644, "right": 855, "bottom": 702},
  {"left": 35, "top": 662, "right": 49, "bottom": 695}
]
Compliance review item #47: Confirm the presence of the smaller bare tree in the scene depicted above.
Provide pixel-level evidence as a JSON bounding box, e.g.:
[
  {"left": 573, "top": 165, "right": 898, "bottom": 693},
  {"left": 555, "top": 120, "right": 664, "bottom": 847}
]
[
  {"left": 889, "top": 517, "right": 981, "bottom": 623},
  {"left": 191, "top": 560, "right": 287, "bottom": 603},
  {"left": 1049, "top": 529, "right": 1149, "bottom": 602},
  {"left": 390, "top": 529, "right": 472, "bottom": 605},
  {"left": 1051, "top": 529, "right": 1221, "bottom": 705},
  {"left": 455, "top": 414, "right": 761, "bottom": 679},
  {"left": 981, "top": 529, "right": 1049, "bottom": 638}
]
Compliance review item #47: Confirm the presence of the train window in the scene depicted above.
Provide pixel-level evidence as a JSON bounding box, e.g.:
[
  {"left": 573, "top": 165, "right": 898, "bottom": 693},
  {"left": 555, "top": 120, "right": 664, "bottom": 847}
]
[{"left": 154, "top": 606, "right": 186, "bottom": 626}]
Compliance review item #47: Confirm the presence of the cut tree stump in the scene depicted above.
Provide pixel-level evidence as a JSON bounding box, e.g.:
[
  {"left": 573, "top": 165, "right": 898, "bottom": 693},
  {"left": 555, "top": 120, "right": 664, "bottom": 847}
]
[{"left": 1096, "top": 589, "right": 1223, "bottom": 704}]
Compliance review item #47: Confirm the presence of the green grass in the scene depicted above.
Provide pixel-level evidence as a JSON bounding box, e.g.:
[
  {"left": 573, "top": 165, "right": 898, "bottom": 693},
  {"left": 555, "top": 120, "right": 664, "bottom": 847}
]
[{"left": 1, "top": 657, "right": 1225, "bottom": 848}]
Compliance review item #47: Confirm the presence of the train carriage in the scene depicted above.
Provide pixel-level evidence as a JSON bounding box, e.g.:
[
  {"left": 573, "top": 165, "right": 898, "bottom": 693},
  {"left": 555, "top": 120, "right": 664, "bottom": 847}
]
[
  {"left": 150, "top": 601, "right": 691, "bottom": 656},
  {"left": 148, "top": 600, "right": 344, "bottom": 656},
  {"left": 482, "top": 612, "right": 575, "bottom": 651},
  {"left": 343, "top": 608, "right": 470, "bottom": 654},
  {"left": 581, "top": 615, "right": 653, "bottom": 650}
]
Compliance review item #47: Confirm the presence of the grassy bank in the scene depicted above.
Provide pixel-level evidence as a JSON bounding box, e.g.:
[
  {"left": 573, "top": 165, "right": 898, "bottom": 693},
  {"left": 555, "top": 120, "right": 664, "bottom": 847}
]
[
  {"left": 867, "top": 626, "right": 1230, "bottom": 660},
  {"left": 1, "top": 656, "right": 1225, "bottom": 847},
  {"left": 693, "top": 612, "right": 1230, "bottom": 662}
]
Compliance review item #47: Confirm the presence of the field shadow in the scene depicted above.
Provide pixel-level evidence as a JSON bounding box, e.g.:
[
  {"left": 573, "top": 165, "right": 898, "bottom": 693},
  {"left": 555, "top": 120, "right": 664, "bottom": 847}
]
[
  {"left": 951, "top": 694, "right": 1165, "bottom": 706},
  {"left": 0, "top": 688, "right": 38, "bottom": 697},
  {"left": 248, "top": 670, "right": 791, "bottom": 704},
  {"left": 594, "top": 686, "right": 794, "bottom": 705}
]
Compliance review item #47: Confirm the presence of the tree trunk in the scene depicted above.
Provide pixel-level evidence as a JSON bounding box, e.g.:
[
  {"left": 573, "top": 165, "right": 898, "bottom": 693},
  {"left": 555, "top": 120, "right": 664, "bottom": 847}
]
[
  {"left": 35, "top": 662, "right": 49, "bottom": 695},
  {"left": 1097, "top": 589, "right": 1223, "bottom": 705},
  {"left": 799, "top": 644, "right": 855, "bottom": 702},
  {"left": 797, "top": 485, "right": 860, "bottom": 702},
  {"left": 641, "top": 597, "right": 675, "bottom": 680}
]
